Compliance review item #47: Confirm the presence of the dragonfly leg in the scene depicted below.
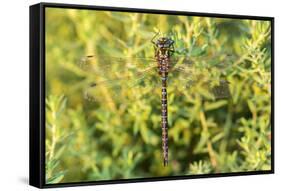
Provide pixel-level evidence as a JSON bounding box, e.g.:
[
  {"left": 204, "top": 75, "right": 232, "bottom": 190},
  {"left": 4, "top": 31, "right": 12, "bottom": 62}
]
[{"left": 151, "top": 31, "right": 160, "bottom": 45}]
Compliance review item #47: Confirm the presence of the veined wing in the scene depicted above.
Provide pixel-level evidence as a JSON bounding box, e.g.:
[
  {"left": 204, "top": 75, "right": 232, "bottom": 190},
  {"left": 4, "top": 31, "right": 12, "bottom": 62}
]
[
  {"left": 78, "top": 55, "right": 157, "bottom": 80},
  {"left": 82, "top": 65, "right": 161, "bottom": 104},
  {"left": 168, "top": 54, "right": 234, "bottom": 100},
  {"left": 78, "top": 54, "right": 160, "bottom": 104},
  {"left": 170, "top": 53, "right": 235, "bottom": 71},
  {"left": 79, "top": 53, "right": 235, "bottom": 104}
]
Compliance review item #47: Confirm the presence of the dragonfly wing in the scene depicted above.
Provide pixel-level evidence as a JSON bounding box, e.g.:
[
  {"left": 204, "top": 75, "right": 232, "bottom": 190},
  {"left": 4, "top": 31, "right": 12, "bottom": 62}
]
[
  {"left": 170, "top": 53, "right": 235, "bottom": 71},
  {"left": 169, "top": 58, "right": 232, "bottom": 100},
  {"left": 83, "top": 66, "right": 161, "bottom": 104},
  {"left": 78, "top": 55, "right": 157, "bottom": 78},
  {"left": 211, "top": 79, "right": 231, "bottom": 99},
  {"left": 78, "top": 54, "right": 161, "bottom": 104}
]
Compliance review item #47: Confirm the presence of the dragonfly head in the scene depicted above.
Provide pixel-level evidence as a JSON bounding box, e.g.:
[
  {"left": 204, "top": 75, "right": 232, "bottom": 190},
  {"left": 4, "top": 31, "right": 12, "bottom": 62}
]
[
  {"left": 153, "top": 37, "right": 175, "bottom": 58},
  {"left": 155, "top": 37, "right": 174, "bottom": 49}
]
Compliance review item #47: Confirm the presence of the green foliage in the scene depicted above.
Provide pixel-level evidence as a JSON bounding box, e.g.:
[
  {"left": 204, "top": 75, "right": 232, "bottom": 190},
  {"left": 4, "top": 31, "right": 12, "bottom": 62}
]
[
  {"left": 46, "top": 95, "right": 68, "bottom": 183},
  {"left": 44, "top": 8, "right": 272, "bottom": 183},
  {"left": 189, "top": 160, "right": 212, "bottom": 174}
]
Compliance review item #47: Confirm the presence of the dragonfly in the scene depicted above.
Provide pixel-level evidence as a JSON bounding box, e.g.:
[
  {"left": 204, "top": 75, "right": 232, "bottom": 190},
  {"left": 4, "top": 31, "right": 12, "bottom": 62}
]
[{"left": 78, "top": 34, "right": 233, "bottom": 166}]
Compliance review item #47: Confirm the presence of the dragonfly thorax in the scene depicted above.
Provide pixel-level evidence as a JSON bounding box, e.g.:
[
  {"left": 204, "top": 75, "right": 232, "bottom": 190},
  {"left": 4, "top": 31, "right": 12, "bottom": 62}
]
[
  {"left": 153, "top": 37, "right": 174, "bottom": 75},
  {"left": 155, "top": 38, "right": 174, "bottom": 56}
]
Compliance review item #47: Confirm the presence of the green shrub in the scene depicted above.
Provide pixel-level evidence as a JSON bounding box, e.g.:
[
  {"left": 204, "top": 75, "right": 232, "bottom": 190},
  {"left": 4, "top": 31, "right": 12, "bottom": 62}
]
[{"left": 45, "top": 8, "right": 271, "bottom": 183}]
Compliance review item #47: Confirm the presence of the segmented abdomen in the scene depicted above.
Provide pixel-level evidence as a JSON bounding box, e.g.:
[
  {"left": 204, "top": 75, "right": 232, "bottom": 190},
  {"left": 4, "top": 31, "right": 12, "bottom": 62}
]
[{"left": 161, "top": 74, "right": 168, "bottom": 166}]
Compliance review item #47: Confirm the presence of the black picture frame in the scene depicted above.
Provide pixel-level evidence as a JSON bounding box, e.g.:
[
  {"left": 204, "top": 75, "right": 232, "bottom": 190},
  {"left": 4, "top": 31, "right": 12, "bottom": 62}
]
[{"left": 29, "top": 2, "right": 274, "bottom": 189}]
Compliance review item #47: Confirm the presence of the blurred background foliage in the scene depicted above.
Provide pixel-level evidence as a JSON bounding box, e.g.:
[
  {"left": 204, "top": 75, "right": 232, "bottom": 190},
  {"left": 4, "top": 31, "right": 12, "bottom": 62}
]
[{"left": 45, "top": 8, "right": 271, "bottom": 184}]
